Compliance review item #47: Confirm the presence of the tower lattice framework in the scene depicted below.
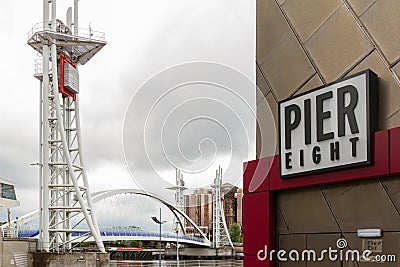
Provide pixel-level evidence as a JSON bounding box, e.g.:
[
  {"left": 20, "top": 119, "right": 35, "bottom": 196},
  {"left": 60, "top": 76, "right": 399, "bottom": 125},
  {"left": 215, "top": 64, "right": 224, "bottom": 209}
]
[
  {"left": 212, "top": 166, "right": 233, "bottom": 248},
  {"left": 167, "top": 168, "right": 187, "bottom": 232},
  {"left": 28, "top": 0, "right": 106, "bottom": 252}
]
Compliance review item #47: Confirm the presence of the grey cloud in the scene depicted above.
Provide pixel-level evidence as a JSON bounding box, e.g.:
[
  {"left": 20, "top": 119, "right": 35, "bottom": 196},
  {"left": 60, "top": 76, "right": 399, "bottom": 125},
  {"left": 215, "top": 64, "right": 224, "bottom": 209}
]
[{"left": 0, "top": 0, "right": 255, "bottom": 223}]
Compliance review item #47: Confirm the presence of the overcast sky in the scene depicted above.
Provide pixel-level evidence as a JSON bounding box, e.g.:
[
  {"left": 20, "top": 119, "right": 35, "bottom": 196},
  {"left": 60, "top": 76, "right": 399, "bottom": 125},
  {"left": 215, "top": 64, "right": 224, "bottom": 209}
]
[{"left": 0, "top": 0, "right": 255, "bottom": 230}]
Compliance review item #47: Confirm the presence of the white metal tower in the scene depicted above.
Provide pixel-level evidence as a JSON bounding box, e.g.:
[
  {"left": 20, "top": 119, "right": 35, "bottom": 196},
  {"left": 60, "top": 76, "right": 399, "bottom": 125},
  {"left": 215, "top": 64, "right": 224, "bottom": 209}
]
[
  {"left": 28, "top": 0, "right": 106, "bottom": 252},
  {"left": 167, "top": 168, "right": 187, "bottom": 232},
  {"left": 212, "top": 166, "right": 233, "bottom": 248}
]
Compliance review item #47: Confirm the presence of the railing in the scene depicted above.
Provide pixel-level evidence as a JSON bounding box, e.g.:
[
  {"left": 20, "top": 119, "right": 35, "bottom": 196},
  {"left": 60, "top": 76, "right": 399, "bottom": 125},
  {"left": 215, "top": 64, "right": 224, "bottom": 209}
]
[
  {"left": 2, "top": 228, "right": 17, "bottom": 238},
  {"left": 34, "top": 58, "right": 43, "bottom": 76},
  {"left": 97, "top": 226, "right": 206, "bottom": 243},
  {"left": 28, "top": 22, "right": 106, "bottom": 41},
  {"left": 116, "top": 260, "right": 243, "bottom": 267},
  {"left": 13, "top": 225, "right": 207, "bottom": 244}
]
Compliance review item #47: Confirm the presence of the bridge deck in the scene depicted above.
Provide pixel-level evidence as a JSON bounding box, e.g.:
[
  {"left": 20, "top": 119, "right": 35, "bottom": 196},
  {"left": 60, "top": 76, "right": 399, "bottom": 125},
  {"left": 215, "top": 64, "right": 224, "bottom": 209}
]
[{"left": 17, "top": 230, "right": 210, "bottom": 247}]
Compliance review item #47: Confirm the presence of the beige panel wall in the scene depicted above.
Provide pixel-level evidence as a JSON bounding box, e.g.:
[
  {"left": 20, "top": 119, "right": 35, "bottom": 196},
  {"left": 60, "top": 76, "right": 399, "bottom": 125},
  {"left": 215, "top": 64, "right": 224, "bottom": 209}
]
[
  {"left": 277, "top": 178, "right": 400, "bottom": 233},
  {"left": 257, "top": 1, "right": 400, "bottom": 265},
  {"left": 256, "top": 0, "right": 400, "bottom": 158}
]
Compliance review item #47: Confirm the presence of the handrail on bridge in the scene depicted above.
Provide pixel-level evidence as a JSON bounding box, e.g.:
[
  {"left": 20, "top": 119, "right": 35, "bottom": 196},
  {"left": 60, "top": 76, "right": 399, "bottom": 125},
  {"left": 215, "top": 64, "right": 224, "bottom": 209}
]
[{"left": 12, "top": 227, "right": 208, "bottom": 245}]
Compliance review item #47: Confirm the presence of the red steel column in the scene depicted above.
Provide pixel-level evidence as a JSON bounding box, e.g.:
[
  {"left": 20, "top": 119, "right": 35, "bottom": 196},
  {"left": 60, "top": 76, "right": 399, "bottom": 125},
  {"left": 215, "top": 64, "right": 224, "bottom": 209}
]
[{"left": 243, "top": 158, "right": 275, "bottom": 266}]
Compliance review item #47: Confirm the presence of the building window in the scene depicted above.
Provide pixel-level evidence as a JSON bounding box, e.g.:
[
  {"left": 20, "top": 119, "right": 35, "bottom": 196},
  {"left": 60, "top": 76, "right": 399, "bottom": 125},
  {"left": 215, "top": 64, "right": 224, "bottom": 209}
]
[{"left": 1, "top": 183, "right": 17, "bottom": 200}]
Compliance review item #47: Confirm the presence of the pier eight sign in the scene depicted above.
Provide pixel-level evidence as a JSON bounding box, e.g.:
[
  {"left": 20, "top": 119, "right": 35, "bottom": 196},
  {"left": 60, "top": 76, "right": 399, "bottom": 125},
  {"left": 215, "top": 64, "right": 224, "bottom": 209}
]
[{"left": 279, "top": 70, "right": 378, "bottom": 178}]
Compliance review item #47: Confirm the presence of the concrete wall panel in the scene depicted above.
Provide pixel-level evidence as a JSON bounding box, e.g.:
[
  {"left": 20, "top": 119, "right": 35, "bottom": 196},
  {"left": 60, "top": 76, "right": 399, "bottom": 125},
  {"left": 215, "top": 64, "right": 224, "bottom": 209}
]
[
  {"left": 256, "top": 65, "right": 271, "bottom": 103},
  {"left": 293, "top": 74, "right": 323, "bottom": 96},
  {"left": 348, "top": 51, "right": 400, "bottom": 130},
  {"left": 278, "top": 234, "right": 307, "bottom": 267},
  {"left": 260, "top": 32, "right": 315, "bottom": 100},
  {"left": 384, "top": 112, "right": 400, "bottom": 130},
  {"left": 321, "top": 180, "right": 400, "bottom": 232},
  {"left": 276, "top": 207, "right": 289, "bottom": 235},
  {"left": 257, "top": 0, "right": 291, "bottom": 63},
  {"left": 277, "top": 0, "right": 286, "bottom": 6},
  {"left": 306, "top": 234, "right": 341, "bottom": 267},
  {"left": 381, "top": 176, "right": 400, "bottom": 214},
  {"left": 256, "top": 93, "right": 278, "bottom": 158},
  {"left": 282, "top": 0, "right": 341, "bottom": 42},
  {"left": 277, "top": 188, "right": 340, "bottom": 233},
  {"left": 361, "top": 0, "right": 400, "bottom": 65},
  {"left": 304, "top": 4, "right": 373, "bottom": 82},
  {"left": 346, "top": 0, "right": 376, "bottom": 16},
  {"left": 392, "top": 61, "right": 400, "bottom": 81}
]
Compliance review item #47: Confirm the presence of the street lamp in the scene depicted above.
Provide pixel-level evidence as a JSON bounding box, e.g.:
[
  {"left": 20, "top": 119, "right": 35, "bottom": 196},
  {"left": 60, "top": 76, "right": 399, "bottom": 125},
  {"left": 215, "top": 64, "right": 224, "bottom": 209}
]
[
  {"left": 175, "top": 226, "right": 180, "bottom": 267},
  {"left": 151, "top": 208, "right": 166, "bottom": 267}
]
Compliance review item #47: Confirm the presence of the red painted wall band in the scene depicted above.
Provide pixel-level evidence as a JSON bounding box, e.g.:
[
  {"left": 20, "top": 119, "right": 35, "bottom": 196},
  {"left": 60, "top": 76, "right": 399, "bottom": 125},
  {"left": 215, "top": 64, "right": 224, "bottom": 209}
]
[
  {"left": 270, "top": 129, "right": 389, "bottom": 190},
  {"left": 390, "top": 127, "right": 400, "bottom": 174},
  {"left": 243, "top": 128, "right": 399, "bottom": 267},
  {"left": 242, "top": 191, "right": 275, "bottom": 266},
  {"left": 244, "top": 130, "right": 392, "bottom": 195}
]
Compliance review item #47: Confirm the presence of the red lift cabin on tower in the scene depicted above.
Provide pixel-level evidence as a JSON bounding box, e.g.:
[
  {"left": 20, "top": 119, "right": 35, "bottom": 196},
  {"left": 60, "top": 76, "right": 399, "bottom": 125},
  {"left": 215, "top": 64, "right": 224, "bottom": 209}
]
[{"left": 59, "top": 54, "right": 78, "bottom": 100}]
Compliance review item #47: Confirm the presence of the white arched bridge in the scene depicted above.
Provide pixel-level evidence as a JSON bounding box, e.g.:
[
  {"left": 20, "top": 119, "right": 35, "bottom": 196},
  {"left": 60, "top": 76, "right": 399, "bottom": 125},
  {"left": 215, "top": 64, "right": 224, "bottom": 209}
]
[{"left": 2, "top": 189, "right": 211, "bottom": 247}]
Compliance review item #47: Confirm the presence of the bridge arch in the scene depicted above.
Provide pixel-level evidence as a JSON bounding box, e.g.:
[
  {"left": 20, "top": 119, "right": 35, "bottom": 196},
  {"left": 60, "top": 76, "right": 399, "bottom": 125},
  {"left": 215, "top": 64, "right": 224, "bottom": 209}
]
[
  {"left": 2, "top": 189, "right": 211, "bottom": 246},
  {"left": 91, "top": 188, "right": 211, "bottom": 245}
]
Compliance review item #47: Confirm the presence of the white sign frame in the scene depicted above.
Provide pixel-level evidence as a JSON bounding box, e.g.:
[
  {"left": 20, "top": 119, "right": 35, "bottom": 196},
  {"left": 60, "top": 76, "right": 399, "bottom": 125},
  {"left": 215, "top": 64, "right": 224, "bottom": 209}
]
[{"left": 279, "top": 70, "right": 379, "bottom": 178}]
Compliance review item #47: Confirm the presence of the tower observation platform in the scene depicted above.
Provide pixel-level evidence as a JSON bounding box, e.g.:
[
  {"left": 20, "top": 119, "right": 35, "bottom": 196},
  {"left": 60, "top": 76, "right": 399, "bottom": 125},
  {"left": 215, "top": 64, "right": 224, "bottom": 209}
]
[{"left": 28, "top": 20, "right": 106, "bottom": 66}]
